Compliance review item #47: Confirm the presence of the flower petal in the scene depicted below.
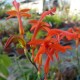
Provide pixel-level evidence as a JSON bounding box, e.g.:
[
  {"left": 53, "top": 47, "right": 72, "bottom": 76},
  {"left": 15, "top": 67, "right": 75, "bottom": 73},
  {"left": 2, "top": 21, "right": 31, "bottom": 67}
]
[
  {"left": 44, "top": 57, "right": 50, "bottom": 74},
  {"left": 48, "top": 29, "right": 62, "bottom": 36},
  {"left": 20, "top": 9, "right": 30, "bottom": 12},
  {"left": 42, "top": 22, "right": 50, "bottom": 27},
  {"left": 21, "top": 13, "right": 31, "bottom": 18},
  {"left": 42, "top": 27, "right": 51, "bottom": 32},
  {"left": 28, "top": 39, "right": 44, "bottom": 45},
  {"left": 30, "top": 24, "right": 37, "bottom": 31},
  {"left": 34, "top": 45, "right": 45, "bottom": 62},
  {"left": 6, "top": 10, "right": 16, "bottom": 16},
  {"left": 29, "top": 20, "right": 38, "bottom": 24},
  {"left": 40, "top": 7, "right": 56, "bottom": 21}
]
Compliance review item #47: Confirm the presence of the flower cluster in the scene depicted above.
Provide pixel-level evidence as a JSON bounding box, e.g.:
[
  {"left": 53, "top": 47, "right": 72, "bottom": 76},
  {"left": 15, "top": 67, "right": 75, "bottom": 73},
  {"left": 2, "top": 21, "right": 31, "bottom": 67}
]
[{"left": 4, "top": 0, "right": 78, "bottom": 80}]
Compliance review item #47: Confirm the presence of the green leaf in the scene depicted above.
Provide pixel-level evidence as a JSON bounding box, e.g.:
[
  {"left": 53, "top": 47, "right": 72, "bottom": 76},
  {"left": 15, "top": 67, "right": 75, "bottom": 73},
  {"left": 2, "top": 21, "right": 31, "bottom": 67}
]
[
  {"left": 0, "top": 77, "right": 6, "bottom": 80},
  {"left": 0, "top": 63, "right": 9, "bottom": 76},
  {"left": 0, "top": 55, "right": 11, "bottom": 67},
  {"left": 0, "top": 54, "right": 12, "bottom": 77}
]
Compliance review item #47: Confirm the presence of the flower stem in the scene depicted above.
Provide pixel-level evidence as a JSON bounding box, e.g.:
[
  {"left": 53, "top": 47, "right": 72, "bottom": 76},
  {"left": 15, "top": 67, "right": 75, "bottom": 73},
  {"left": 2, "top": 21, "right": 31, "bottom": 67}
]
[
  {"left": 24, "top": 48, "right": 38, "bottom": 71},
  {"left": 24, "top": 48, "right": 45, "bottom": 80}
]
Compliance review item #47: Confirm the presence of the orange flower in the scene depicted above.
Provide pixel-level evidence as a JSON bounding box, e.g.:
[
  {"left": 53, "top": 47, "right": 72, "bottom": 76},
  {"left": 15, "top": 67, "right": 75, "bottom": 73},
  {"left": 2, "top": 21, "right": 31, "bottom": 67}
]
[
  {"left": 37, "top": 54, "right": 42, "bottom": 72},
  {"left": 29, "top": 20, "right": 51, "bottom": 40},
  {"left": 6, "top": 0, "right": 31, "bottom": 36},
  {"left": 40, "top": 7, "right": 56, "bottom": 21},
  {"left": 68, "top": 27, "right": 80, "bottom": 37},
  {"left": 29, "top": 20, "right": 50, "bottom": 32},
  {"left": 30, "top": 7, "right": 56, "bottom": 40},
  {"left": 44, "top": 57, "right": 50, "bottom": 79},
  {"left": 29, "top": 20, "right": 50, "bottom": 37},
  {"left": 28, "top": 37, "right": 71, "bottom": 75},
  {"left": 68, "top": 27, "right": 80, "bottom": 46},
  {"left": 48, "top": 29, "right": 77, "bottom": 41}
]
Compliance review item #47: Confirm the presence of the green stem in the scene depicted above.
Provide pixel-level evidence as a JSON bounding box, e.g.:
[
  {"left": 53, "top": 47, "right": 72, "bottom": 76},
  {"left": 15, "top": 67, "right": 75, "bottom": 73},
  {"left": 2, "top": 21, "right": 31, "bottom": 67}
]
[
  {"left": 24, "top": 48, "right": 38, "bottom": 71},
  {"left": 24, "top": 49, "right": 44, "bottom": 80}
]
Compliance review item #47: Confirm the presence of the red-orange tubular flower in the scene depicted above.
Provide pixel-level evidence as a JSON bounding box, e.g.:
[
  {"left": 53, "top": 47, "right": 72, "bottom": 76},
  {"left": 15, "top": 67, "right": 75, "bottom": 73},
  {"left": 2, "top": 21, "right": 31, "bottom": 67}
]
[
  {"left": 29, "top": 20, "right": 51, "bottom": 34},
  {"left": 28, "top": 37, "right": 71, "bottom": 78},
  {"left": 68, "top": 27, "right": 80, "bottom": 46},
  {"left": 30, "top": 7, "right": 56, "bottom": 40},
  {"left": 68, "top": 27, "right": 80, "bottom": 38},
  {"left": 48, "top": 29, "right": 77, "bottom": 42},
  {"left": 6, "top": 0, "right": 31, "bottom": 36},
  {"left": 40, "top": 7, "right": 56, "bottom": 21},
  {"left": 29, "top": 19, "right": 51, "bottom": 58}
]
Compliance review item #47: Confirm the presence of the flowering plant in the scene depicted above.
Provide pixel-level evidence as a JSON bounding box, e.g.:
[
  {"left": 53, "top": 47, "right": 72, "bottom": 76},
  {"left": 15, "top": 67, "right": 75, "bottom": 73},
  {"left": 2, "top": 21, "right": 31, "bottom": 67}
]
[{"left": 4, "top": 0, "right": 79, "bottom": 80}]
